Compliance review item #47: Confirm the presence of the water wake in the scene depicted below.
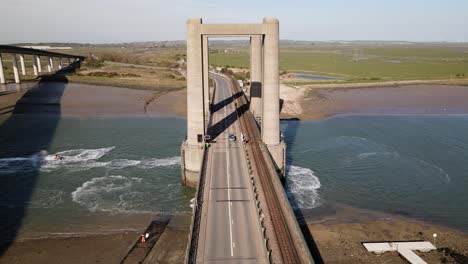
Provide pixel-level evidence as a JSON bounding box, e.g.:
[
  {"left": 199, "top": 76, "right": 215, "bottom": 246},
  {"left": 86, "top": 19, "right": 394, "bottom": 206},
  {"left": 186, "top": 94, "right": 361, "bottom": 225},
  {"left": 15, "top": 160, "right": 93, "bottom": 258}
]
[
  {"left": 71, "top": 175, "right": 150, "bottom": 213},
  {"left": 286, "top": 165, "right": 321, "bottom": 209},
  {"left": 0, "top": 147, "right": 180, "bottom": 174}
]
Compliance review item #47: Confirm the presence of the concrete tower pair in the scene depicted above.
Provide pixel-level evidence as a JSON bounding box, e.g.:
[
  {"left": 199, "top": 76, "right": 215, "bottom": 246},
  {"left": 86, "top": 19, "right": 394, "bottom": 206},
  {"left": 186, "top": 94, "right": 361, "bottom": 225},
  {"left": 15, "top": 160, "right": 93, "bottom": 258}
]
[{"left": 181, "top": 18, "right": 285, "bottom": 187}]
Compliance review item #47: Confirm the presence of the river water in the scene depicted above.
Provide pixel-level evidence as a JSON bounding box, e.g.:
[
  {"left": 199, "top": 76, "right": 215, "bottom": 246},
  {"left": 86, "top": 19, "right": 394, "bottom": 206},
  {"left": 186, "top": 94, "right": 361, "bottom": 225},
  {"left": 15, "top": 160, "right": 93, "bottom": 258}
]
[
  {"left": 0, "top": 114, "right": 467, "bottom": 240},
  {"left": 282, "top": 115, "right": 468, "bottom": 231}
]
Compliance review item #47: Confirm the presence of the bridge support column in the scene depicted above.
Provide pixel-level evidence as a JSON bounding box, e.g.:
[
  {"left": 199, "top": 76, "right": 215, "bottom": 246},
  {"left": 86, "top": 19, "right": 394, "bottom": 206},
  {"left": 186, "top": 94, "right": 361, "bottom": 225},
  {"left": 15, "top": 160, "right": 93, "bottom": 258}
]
[
  {"left": 32, "top": 55, "right": 39, "bottom": 76},
  {"left": 47, "top": 56, "right": 53, "bottom": 72},
  {"left": 181, "top": 18, "right": 205, "bottom": 187},
  {"left": 11, "top": 54, "right": 20, "bottom": 84},
  {"left": 36, "top": 56, "right": 42, "bottom": 73},
  {"left": 250, "top": 35, "right": 263, "bottom": 123},
  {"left": 262, "top": 18, "right": 286, "bottom": 175},
  {"left": 58, "top": 57, "right": 62, "bottom": 69},
  {"left": 19, "top": 54, "right": 26, "bottom": 75},
  {"left": 0, "top": 54, "right": 5, "bottom": 84}
]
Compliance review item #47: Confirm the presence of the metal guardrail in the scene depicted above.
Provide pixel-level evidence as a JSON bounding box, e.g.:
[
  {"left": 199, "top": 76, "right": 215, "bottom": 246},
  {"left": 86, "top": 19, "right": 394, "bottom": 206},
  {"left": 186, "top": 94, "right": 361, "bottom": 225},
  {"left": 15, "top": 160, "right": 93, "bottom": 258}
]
[{"left": 184, "top": 145, "right": 208, "bottom": 264}]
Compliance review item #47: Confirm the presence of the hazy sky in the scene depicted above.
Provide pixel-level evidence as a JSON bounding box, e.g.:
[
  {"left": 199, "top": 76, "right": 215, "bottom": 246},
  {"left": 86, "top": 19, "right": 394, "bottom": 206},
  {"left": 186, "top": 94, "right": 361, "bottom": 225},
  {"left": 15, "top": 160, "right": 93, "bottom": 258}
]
[{"left": 1, "top": 0, "right": 467, "bottom": 44}]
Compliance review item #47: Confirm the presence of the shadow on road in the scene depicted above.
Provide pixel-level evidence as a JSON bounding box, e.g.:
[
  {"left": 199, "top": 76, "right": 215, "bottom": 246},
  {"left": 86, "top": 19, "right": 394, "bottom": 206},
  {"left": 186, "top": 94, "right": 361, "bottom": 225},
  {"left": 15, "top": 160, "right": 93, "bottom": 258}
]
[
  {"left": 207, "top": 100, "right": 248, "bottom": 141},
  {"left": 211, "top": 91, "right": 243, "bottom": 113},
  {"left": 0, "top": 63, "right": 79, "bottom": 256}
]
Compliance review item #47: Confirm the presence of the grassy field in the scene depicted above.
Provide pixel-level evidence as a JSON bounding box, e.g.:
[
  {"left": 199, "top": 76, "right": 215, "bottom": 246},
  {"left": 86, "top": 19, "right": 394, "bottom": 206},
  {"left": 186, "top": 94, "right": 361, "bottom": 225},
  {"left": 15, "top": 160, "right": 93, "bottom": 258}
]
[
  {"left": 209, "top": 43, "right": 468, "bottom": 84},
  {"left": 1, "top": 46, "right": 187, "bottom": 91},
  {"left": 2, "top": 43, "right": 467, "bottom": 88}
]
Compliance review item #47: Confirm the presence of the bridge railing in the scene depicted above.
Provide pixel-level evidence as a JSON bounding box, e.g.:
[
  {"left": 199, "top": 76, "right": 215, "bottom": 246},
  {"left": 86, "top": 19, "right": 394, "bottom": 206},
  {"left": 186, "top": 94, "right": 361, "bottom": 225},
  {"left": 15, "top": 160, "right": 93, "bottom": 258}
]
[
  {"left": 184, "top": 142, "right": 209, "bottom": 264},
  {"left": 0, "top": 45, "right": 85, "bottom": 85},
  {"left": 226, "top": 74, "right": 314, "bottom": 263}
]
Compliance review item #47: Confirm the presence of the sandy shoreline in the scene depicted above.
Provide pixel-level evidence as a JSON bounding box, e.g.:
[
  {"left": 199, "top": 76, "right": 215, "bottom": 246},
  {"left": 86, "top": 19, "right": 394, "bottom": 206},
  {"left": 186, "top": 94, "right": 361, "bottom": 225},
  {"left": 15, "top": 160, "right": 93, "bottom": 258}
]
[
  {"left": 280, "top": 83, "right": 468, "bottom": 120},
  {"left": 0, "top": 81, "right": 184, "bottom": 118},
  {"left": 1, "top": 204, "right": 467, "bottom": 264},
  {"left": 305, "top": 204, "right": 468, "bottom": 263}
]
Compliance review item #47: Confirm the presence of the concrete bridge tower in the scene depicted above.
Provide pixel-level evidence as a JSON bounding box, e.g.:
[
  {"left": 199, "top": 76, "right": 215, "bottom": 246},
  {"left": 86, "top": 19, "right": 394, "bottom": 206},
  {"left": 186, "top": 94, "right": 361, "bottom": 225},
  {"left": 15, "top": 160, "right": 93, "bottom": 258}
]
[{"left": 181, "top": 18, "right": 286, "bottom": 187}]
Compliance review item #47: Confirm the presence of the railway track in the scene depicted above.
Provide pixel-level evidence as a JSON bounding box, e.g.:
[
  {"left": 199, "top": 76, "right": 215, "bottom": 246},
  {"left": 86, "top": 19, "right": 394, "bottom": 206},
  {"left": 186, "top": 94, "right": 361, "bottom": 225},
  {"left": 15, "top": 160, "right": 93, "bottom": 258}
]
[{"left": 230, "top": 78, "right": 300, "bottom": 263}]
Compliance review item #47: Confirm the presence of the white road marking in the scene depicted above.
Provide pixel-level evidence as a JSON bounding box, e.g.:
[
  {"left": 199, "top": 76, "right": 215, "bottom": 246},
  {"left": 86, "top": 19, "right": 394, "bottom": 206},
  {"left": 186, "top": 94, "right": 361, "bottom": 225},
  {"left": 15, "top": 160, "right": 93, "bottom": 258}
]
[{"left": 225, "top": 79, "right": 234, "bottom": 257}]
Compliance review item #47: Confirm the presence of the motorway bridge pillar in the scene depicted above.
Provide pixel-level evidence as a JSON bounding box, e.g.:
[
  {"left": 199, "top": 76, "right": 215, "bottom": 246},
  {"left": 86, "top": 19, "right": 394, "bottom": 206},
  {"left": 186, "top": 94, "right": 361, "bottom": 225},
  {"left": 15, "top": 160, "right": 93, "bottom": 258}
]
[
  {"left": 11, "top": 54, "right": 20, "bottom": 84},
  {"left": 36, "top": 56, "right": 42, "bottom": 73},
  {"left": 47, "top": 56, "right": 53, "bottom": 72},
  {"left": 32, "top": 55, "right": 39, "bottom": 76},
  {"left": 0, "top": 54, "right": 5, "bottom": 84},
  {"left": 19, "top": 54, "right": 26, "bottom": 75}
]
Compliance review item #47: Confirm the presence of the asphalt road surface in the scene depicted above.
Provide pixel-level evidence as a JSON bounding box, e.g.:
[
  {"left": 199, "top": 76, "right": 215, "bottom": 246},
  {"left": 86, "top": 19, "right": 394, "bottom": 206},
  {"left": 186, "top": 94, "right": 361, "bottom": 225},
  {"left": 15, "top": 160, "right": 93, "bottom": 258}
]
[{"left": 196, "top": 74, "right": 268, "bottom": 263}]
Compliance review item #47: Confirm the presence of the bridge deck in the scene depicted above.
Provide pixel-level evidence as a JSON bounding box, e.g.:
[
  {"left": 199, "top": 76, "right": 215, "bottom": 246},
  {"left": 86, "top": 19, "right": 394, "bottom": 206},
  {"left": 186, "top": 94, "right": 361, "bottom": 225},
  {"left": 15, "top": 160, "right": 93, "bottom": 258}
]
[{"left": 195, "top": 74, "right": 268, "bottom": 263}]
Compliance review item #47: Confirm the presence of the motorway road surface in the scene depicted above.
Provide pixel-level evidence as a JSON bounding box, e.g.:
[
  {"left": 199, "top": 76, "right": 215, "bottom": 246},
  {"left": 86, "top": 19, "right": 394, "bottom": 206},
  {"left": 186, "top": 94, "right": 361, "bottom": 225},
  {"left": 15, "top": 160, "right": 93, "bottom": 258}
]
[{"left": 196, "top": 74, "right": 268, "bottom": 263}]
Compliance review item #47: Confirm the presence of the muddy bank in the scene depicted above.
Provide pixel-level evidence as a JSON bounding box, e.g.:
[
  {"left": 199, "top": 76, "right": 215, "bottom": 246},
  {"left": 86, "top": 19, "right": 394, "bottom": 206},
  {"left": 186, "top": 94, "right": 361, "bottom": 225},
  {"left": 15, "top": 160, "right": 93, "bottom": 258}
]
[
  {"left": 284, "top": 84, "right": 468, "bottom": 120},
  {"left": 0, "top": 232, "right": 139, "bottom": 264},
  {"left": 0, "top": 81, "right": 184, "bottom": 117},
  {"left": 0, "top": 214, "right": 191, "bottom": 264},
  {"left": 305, "top": 205, "right": 468, "bottom": 264}
]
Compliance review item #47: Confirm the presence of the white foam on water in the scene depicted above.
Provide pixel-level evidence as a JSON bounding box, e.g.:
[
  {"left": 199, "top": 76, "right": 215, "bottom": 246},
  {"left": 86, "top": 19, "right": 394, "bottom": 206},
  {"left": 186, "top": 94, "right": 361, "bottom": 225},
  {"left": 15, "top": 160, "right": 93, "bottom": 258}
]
[
  {"left": 412, "top": 157, "right": 451, "bottom": 182},
  {"left": 357, "top": 151, "right": 400, "bottom": 159},
  {"left": 107, "top": 159, "right": 141, "bottom": 169},
  {"left": 139, "top": 156, "right": 181, "bottom": 169},
  {"left": 356, "top": 151, "right": 450, "bottom": 183},
  {"left": 286, "top": 165, "right": 321, "bottom": 209},
  {"left": 0, "top": 146, "right": 180, "bottom": 174},
  {"left": 41, "top": 147, "right": 115, "bottom": 172},
  {"left": 71, "top": 175, "right": 147, "bottom": 213}
]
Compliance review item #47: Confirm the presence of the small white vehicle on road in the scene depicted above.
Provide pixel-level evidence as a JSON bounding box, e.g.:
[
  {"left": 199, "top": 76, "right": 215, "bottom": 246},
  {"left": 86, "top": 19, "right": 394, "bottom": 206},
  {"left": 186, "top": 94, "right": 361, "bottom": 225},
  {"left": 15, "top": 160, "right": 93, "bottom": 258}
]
[{"left": 228, "top": 134, "right": 236, "bottom": 142}]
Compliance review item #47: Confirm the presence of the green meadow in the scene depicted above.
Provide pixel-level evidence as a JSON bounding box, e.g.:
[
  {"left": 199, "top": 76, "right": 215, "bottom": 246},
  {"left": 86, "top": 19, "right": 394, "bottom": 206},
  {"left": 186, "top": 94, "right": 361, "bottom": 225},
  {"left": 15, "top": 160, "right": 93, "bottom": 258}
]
[{"left": 209, "top": 43, "right": 468, "bottom": 83}]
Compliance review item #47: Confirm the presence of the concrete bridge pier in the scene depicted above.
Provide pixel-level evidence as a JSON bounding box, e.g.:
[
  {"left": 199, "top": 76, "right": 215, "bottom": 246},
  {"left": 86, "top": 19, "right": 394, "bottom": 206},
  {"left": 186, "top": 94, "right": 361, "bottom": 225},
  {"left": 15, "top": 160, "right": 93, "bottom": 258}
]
[
  {"left": 11, "top": 54, "right": 20, "bottom": 84},
  {"left": 19, "top": 54, "right": 26, "bottom": 75},
  {"left": 47, "top": 56, "right": 54, "bottom": 72},
  {"left": 58, "top": 57, "right": 63, "bottom": 69},
  {"left": 32, "top": 55, "right": 39, "bottom": 76},
  {"left": 0, "top": 54, "right": 5, "bottom": 84},
  {"left": 181, "top": 18, "right": 206, "bottom": 187},
  {"left": 36, "top": 56, "right": 42, "bottom": 73},
  {"left": 250, "top": 35, "right": 263, "bottom": 123},
  {"left": 262, "top": 18, "right": 286, "bottom": 177}
]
